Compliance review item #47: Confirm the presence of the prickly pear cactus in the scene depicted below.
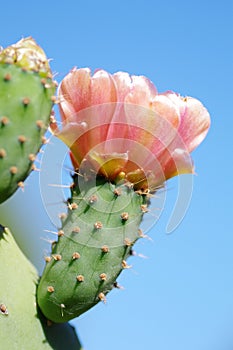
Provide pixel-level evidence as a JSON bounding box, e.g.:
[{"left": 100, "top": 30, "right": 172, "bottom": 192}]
[
  {"left": 38, "top": 175, "right": 149, "bottom": 323},
  {"left": 0, "top": 37, "right": 56, "bottom": 204},
  {"left": 0, "top": 224, "right": 82, "bottom": 349}
]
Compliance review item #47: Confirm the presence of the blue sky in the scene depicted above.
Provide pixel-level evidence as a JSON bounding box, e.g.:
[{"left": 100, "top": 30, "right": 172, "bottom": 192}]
[{"left": 0, "top": 1, "right": 233, "bottom": 349}]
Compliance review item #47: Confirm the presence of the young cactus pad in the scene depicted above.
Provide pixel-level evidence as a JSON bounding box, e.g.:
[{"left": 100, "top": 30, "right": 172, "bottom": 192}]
[
  {"left": 0, "top": 38, "right": 56, "bottom": 203},
  {"left": 38, "top": 176, "right": 149, "bottom": 323}
]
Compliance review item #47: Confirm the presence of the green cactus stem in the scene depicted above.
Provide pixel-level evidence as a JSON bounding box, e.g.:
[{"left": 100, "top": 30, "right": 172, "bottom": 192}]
[
  {"left": 0, "top": 224, "right": 82, "bottom": 349},
  {"left": 0, "top": 38, "right": 56, "bottom": 204},
  {"left": 37, "top": 174, "right": 150, "bottom": 323}
]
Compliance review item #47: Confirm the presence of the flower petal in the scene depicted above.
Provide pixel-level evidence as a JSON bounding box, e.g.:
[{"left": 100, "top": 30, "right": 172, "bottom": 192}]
[
  {"left": 58, "top": 68, "right": 118, "bottom": 123},
  {"left": 151, "top": 94, "right": 180, "bottom": 129},
  {"left": 164, "top": 92, "right": 211, "bottom": 152},
  {"left": 180, "top": 97, "right": 211, "bottom": 152},
  {"left": 113, "top": 72, "right": 132, "bottom": 101},
  {"left": 58, "top": 67, "right": 91, "bottom": 122},
  {"left": 162, "top": 148, "right": 194, "bottom": 180},
  {"left": 125, "top": 75, "right": 158, "bottom": 107},
  {"left": 91, "top": 69, "right": 117, "bottom": 105}
]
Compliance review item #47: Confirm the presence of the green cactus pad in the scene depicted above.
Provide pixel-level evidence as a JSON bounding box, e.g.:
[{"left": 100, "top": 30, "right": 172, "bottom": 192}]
[
  {"left": 37, "top": 176, "right": 149, "bottom": 323},
  {"left": 0, "top": 224, "right": 83, "bottom": 349},
  {"left": 0, "top": 63, "right": 56, "bottom": 203}
]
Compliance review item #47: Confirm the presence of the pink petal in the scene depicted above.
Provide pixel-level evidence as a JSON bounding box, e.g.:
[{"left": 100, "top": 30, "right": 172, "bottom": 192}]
[
  {"left": 57, "top": 68, "right": 120, "bottom": 166},
  {"left": 162, "top": 148, "right": 194, "bottom": 180},
  {"left": 151, "top": 94, "right": 180, "bottom": 129},
  {"left": 179, "top": 97, "right": 211, "bottom": 152},
  {"left": 122, "top": 101, "right": 179, "bottom": 159},
  {"left": 58, "top": 67, "right": 91, "bottom": 121},
  {"left": 58, "top": 67, "right": 118, "bottom": 124},
  {"left": 125, "top": 75, "right": 158, "bottom": 107},
  {"left": 91, "top": 69, "right": 117, "bottom": 105},
  {"left": 113, "top": 72, "right": 132, "bottom": 101},
  {"left": 163, "top": 92, "right": 211, "bottom": 152},
  {"left": 122, "top": 79, "right": 180, "bottom": 158}
]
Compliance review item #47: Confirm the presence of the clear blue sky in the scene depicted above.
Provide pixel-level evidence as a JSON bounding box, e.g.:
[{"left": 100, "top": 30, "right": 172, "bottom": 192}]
[{"left": 0, "top": 1, "right": 233, "bottom": 349}]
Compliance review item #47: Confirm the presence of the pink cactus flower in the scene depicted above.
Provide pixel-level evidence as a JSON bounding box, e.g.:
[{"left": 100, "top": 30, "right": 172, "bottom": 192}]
[{"left": 51, "top": 68, "right": 210, "bottom": 191}]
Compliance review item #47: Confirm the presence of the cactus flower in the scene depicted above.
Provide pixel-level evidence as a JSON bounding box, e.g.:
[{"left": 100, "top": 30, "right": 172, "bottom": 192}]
[{"left": 51, "top": 68, "right": 210, "bottom": 191}]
